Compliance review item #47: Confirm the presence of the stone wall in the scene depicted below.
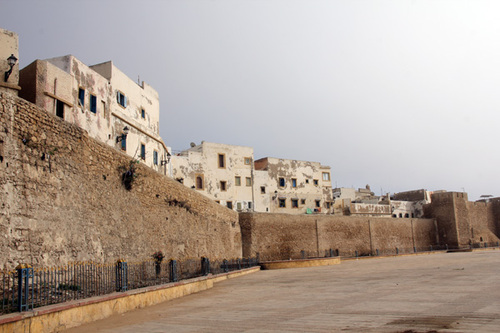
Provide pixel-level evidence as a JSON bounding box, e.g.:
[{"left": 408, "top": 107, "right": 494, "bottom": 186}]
[
  {"left": 240, "top": 213, "right": 438, "bottom": 261},
  {"left": 0, "top": 92, "right": 241, "bottom": 268},
  {"left": 424, "top": 192, "right": 500, "bottom": 248}
]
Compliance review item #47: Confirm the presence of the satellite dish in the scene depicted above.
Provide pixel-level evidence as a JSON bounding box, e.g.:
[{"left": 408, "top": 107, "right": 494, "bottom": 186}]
[{"left": 190, "top": 142, "right": 196, "bottom": 147}]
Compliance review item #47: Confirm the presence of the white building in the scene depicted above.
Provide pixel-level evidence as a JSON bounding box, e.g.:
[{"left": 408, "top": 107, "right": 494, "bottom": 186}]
[
  {"left": 19, "top": 55, "right": 169, "bottom": 173},
  {"left": 171, "top": 142, "right": 255, "bottom": 211}
]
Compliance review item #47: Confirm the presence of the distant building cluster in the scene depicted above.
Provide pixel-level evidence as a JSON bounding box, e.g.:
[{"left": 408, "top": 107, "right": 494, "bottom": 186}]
[{"left": 0, "top": 27, "right": 456, "bottom": 215}]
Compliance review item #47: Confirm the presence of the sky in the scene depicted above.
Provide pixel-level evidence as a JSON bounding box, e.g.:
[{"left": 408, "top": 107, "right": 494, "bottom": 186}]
[{"left": 2, "top": 0, "right": 500, "bottom": 200}]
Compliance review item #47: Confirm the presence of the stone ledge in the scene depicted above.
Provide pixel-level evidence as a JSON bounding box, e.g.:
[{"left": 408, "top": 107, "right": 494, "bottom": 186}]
[
  {"left": 260, "top": 257, "right": 340, "bottom": 270},
  {"left": 0, "top": 266, "right": 260, "bottom": 333}
]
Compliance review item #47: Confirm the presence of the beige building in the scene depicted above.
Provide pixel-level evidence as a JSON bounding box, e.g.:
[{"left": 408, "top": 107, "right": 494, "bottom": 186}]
[
  {"left": 253, "top": 157, "right": 333, "bottom": 214},
  {"left": 171, "top": 142, "right": 255, "bottom": 211},
  {"left": 0, "top": 28, "right": 20, "bottom": 95},
  {"left": 19, "top": 55, "right": 169, "bottom": 173}
]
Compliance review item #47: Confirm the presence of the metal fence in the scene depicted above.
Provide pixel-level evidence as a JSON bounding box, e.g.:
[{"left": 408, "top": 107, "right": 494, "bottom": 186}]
[{"left": 0, "top": 257, "right": 258, "bottom": 315}]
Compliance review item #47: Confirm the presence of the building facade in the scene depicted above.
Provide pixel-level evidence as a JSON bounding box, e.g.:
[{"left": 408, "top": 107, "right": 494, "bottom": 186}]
[
  {"left": 19, "top": 55, "right": 169, "bottom": 173},
  {"left": 253, "top": 157, "right": 333, "bottom": 214},
  {"left": 0, "top": 28, "right": 20, "bottom": 95},
  {"left": 171, "top": 142, "right": 255, "bottom": 211}
]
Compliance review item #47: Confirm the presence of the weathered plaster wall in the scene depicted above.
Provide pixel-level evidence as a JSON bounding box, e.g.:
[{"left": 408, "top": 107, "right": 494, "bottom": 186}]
[
  {"left": 171, "top": 142, "right": 255, "bottom": 211},
  {"left": 0, "top": 28, "right": 20, "bottom": 95},
  {"left": 240, "top": 213, "right": 438, "bottom": 261},
  {"left": 0, "top": 92, "right": 241, "bottom": 268},
  {"left": 253, "top": 157, "right": 333, "bottom": 214}
]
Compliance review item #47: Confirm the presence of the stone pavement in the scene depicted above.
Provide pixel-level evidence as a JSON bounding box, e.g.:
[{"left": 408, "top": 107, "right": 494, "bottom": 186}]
[{"left": 65, "top": 250, "right": 500, "bottom": 332}]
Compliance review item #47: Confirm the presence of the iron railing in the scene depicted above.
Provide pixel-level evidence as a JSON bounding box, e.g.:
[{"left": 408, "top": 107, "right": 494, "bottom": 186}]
[{"left": 0, "top": 257, "right": 258, "bottom": 315}]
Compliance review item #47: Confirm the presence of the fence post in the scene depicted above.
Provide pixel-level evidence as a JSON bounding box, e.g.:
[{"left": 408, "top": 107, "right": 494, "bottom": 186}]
[
  {"left": 237, "top": 258, "right": 241, "bottom": 270},
  {"left": 413, "top": 246, "right": 417, "bottom": 253},
  {"left": 355, "top": 250, "right": 358, "bottom": 258},
  {"left": 445, "top": 244, "right": 448, "bottom": 250},
  {"left": 301, "top": 250, "right": 306, "bottom": 259},
  {"left": 201, "top": 257, "right": 210, "bottom": 276},
  {"left": 16, "top": 264, "right": 33, "bottom": 312},
  {"left": 376, "top": 249, "right": 379, "bottom": 256},
  {"left": 430, "top": 245, "right": 433, "bottom": 252},
  {"left": 396, "top": 247, "right": 399, "bottom": 255},
  {"left": 222, "top": 259, "right": 228, "bottom": 273},
  {"left": 115, "top": 260, "right": 128, "bottom": 292},
  {"left": 169, "top": 260, "right": 178, "bottom": 282}
]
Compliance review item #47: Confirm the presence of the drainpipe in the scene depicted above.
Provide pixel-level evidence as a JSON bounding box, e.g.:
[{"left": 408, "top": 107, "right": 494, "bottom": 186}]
[{"left": 250, "top": 157, "right": 255, "bottom": 212}]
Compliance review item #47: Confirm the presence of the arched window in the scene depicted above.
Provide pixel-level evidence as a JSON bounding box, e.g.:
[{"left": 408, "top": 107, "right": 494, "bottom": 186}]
[{"left": 195, "top": 174, "right": 204, "bottom": 190}]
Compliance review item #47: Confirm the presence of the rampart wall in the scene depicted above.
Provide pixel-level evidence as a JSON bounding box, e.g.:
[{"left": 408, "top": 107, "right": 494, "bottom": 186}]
[
  {"left": 424, "top": 192, "right": 500, "bottom": 247},
  {"left": 240, "top": 213, "right": 438, "bottom": 261},
  {"left": 0, "top": 92, "right": 242, "bottom": 268}
]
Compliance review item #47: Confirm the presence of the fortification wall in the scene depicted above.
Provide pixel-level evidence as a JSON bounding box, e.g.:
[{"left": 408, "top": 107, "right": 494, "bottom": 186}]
[
  {"left": 0, "top": 92, "right": 242, "bottom": 268},
  {"left": 240, "top": 213, "right": 438, "bottom": 261},
  {"left": 424, "top": 192, "right": 500, "bottom": 247}
]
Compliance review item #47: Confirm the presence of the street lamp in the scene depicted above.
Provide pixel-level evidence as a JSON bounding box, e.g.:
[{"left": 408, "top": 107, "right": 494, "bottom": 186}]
[
  {"left": 116, "top": 126, "right": 129, "bottom": 143},
  {"left": 4, "top": 54, "right": 17, "bottom": 82}
]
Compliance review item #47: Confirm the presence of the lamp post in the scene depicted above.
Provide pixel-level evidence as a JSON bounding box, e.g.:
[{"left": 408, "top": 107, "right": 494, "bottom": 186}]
[{"left": 4, "top": 54, "right": 18, "bottom": 82}]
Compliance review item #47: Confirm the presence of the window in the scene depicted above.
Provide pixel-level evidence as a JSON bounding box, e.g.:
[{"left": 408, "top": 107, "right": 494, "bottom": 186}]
[
  {"left": 235, "top": 176, "right": 241, "bottom": 186},
  {"left": 315, "top": 200, "right": 321, "bottom": 208},
  {"left": 101, "top": 101, "right": 106, "bottom": 115},
  {"left": 140, "top": 143, "right": 146, "bottom": 160},
  {"left": 291, "top": 199, "right": 299, "bottom": 208},
  {"left": 220, "top": 181, "right": 227, "bottom": 191},
  {"left": 117, "top": 91, "right": 127, "bottom": 107},
  {"left": 218, "top": 153, "right": 226, "bottom": 168},
  {"left": 301, "top": 199, "right": 306, "bottom": 205},
  {"left": 246, "top": 177, "right": 252, "bottom": 186},
  {"left": 322, "top": 172, "right": 330, "bottom": 181},
  {"left": 215, "top": 200, "right": 220, "bottom": 204},
  {"left": 260, "top": 186, "right": 266, "bottom": 194},
  {"left": 291, "top": 178, "right": 297, "bottom": 188},
  {"left": 326, "top": 202, "right": 332, "bottom": 209},
  {"left": 121, "top": 136, "right": 126, "bottom": 151},
  {"left": 279, "top": 177, "right": 285, "bottom": 187},
  {"left": 141, "top": 108, "right": 145, "bottom": 119},
  {"left": 56, "top": 100, "right": 64, "bottom": 118},
  {"left": 279, "top": 198, "right": 286, "bottom": 208},
  {"left": 313, "top": 179, "right": 319, "bottom": 186},
  {"left": 90, "top": 94, "right": 97, "bottom": 113},
  {"left": 244, "top": 157, "right": 251, "bottom": 165},
  {"left": 248, "top": 201, "right": 252, "bottom": 209},
  {"left": 226, "top": 201, "right": 233, "bottom": 209},
  {"left": 153, "top": 150, "right": 158, "bottom": 165},
  {"left": 236, "top": 202, "right": 242, "bottom": 210},
  {"left": 195, "top": 174, "right": 204, "bottom": 190},
  {"left": 78, "top": 88, "right": 85, "bottom": 107},
  {"left": 306, "top": 179, "right": 309, "bottom": 184}
]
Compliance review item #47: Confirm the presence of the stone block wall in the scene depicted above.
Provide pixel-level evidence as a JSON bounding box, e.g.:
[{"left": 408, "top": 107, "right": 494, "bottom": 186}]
[
  {"left": 240, "top": 213, "right": 438, "bottom": 261},
  {"left": 0, "top": 92, "right": 241, "bottom": 268}
]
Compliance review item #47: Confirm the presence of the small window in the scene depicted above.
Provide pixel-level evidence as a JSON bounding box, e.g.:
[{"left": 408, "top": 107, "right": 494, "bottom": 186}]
[
  {"left": 78, "top": 88, "right": 85, "bottom": 107},
  {"left": 117, "top": 91, "right": 127, "bottom": 107},
  {"left": 322, "top": 172, "right": 330, "bottom": 181},
  {"left": 226, "top": 201, "right": 233, "bottom": 209},
  {"left": 279, "top": 198, "right": 286, "bottom": 208},
  {"left": 121, "top": 136, "right": 126, "bottom": 151},
  {"left": 291, "top": 199, "right": 299, "bottom": 208},
  {"left": 235, "top": 176, "right": 241, "bottom": 186},
  {"left": 89, "top": 94, "right": 97, "bottom": 113},
  {"left": 195, "top": 174, "right": 204, "bottom": 190},
  {"left": 313, "top": 179, "right": 319, "bottom": 186},
  {"left": 260, "top": 186, "right": 266, "bottom": 194},
  {"left": 244, "top": 157, "right": 251, "bottom": 165},
  {"left": 220, "top": 181, "right": 227, "bottom": 191},
  {"left": 248, "top": 201, "right": 253, "bottom": 209},
  {"left": 101, "top": 101, "right": 106, "bottom": 115},
  {"left": 237, "top": 202, "right": 242, "bottom": 210},
  {"left": 218, "top": 153, "right": 226, "bottom": 168},
  {"left": 141, "top": 108, "right": 145, "bottom": 119},
  {"left": 56, "top": 100, "right": 64, "bottom": 118},
  {"left": 140, "top": 143, "right": 146, "bottom": 160},
  {"left": 301, "top": 199, "right": 306, "bottom": 205},
  {"left": 306, "top": 179, "right": 309, "bottom": 184},
  {"left": 292, "top": 178, "right": 297, "bottom": 188},
  {"left": 215, "top": 200, "right": 220, "bottom": 204},
  {"left": 279, "top": 177, "right": 285, "bottom": 187},
  {"left": 246, "top": 177, "right": 252, "bottom": 186},
  {"left": 153, "top": 150, "right": 158, "bottom": 165},
  {"left": 326, "top": 202, "right": 332, "bottom": 209},
  {"left": 315, "top": 200, "right": 321, "bottom": 208}
]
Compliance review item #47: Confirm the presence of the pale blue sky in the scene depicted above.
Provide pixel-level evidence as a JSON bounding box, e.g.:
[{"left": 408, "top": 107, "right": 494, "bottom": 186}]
[{"left": 3, "top": 0, "right": 500, "bottom": 199}]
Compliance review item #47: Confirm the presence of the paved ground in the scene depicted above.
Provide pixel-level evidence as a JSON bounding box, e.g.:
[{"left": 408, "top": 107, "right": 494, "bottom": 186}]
[{"left": 66, "top": 250, "right": 500, "bottom": 333}]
